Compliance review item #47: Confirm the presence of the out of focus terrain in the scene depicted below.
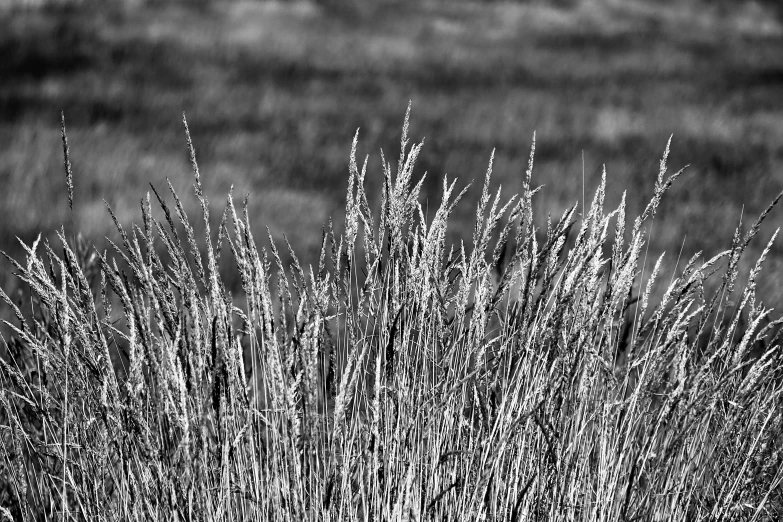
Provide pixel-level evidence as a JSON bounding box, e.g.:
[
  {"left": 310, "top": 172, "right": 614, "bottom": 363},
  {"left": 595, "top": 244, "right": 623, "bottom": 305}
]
[{"left": 1, "top": 0, "right": 782, "bottom": 301}]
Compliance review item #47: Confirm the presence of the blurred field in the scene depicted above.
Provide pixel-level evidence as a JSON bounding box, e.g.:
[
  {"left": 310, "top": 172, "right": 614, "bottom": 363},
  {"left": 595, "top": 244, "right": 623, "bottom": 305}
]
[{"left": 1, "top": 0, "right": 782, "bottom": 302}]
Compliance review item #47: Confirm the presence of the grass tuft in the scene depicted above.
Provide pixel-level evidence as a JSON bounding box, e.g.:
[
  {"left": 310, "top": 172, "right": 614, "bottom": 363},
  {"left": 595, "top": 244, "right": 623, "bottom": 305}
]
[{"left": 1, "top": 109, "right": 782, "bottom": 521}]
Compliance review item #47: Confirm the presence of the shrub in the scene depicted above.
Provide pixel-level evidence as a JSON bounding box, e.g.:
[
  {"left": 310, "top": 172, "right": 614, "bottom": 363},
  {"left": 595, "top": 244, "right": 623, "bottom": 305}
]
[{"left": 1, "top": 106, "right": 782, "bottom": 521}]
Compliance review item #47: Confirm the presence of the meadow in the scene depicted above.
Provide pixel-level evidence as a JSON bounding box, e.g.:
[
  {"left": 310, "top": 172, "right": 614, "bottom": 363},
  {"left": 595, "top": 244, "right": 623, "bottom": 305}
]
[
  {"left": 1, "top": 0, "right": 783, "bottom": 520},
  {"left": 1, "top": 0, "right": 782, "bottom": 301}
]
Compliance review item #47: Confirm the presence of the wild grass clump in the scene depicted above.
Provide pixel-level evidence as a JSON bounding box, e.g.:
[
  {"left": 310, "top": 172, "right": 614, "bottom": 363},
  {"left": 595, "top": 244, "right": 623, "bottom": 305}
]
[{"left": 1, "top": 106, "right": 782, "bottom": 521}]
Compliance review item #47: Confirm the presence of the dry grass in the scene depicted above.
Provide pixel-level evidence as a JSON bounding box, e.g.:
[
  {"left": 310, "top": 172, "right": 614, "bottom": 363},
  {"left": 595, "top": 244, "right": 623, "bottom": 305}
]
[{"left": 1, "top": 108, "right": 782, "bottom": 520}]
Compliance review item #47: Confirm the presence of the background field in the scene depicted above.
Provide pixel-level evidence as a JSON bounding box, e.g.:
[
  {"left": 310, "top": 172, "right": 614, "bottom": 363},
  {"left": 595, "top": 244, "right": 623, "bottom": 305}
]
[{"left": 1, "top": 0, "right": 782, "bottom": 302}]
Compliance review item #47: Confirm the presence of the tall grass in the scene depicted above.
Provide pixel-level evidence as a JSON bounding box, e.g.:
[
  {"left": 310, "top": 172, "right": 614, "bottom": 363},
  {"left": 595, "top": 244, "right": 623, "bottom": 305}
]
[{"left": 1, "top": 106, "right": 782, "bottom": 521}]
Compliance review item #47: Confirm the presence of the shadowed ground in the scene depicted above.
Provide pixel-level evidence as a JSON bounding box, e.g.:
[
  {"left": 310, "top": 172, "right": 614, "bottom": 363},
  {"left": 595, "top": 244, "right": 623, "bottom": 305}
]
[{"left": 1, "top": 0, "right": 782, "bottom": 303}]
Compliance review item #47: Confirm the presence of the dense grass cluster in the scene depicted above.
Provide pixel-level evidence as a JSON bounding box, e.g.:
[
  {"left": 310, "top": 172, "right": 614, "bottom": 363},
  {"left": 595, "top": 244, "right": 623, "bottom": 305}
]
[{"left": 1, "top": 107, "right": 782, "bottom": 521}]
